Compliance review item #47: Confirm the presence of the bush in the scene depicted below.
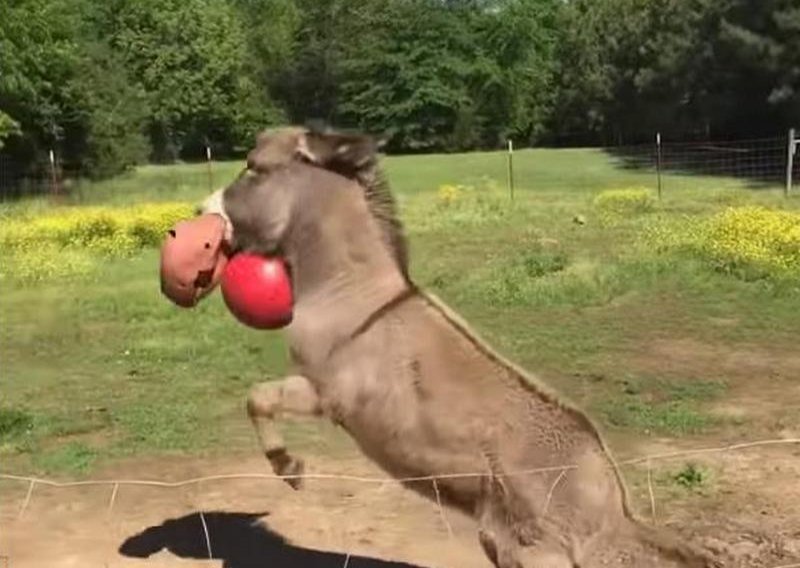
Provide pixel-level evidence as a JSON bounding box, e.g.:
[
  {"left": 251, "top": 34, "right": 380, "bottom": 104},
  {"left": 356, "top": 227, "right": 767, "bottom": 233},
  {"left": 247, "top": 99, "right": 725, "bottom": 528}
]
[{"left": 593, "top": 188, "right": 655, "bottom": 218}]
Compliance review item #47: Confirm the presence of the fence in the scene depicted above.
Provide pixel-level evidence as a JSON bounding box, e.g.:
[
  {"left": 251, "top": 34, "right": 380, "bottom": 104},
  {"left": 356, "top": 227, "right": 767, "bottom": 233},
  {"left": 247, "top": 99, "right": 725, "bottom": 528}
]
[
  {"left": 2, "top": 131, "right": 798, "bottom": 204},
  {"left": 0, "top": 144, "right": 220, "bottom": 203},
  {"left": 501, "top": 129, "right": 799, "bottom": 198},
  {"left": 2, "top": 437, "right": 800, "bottom": 567}
]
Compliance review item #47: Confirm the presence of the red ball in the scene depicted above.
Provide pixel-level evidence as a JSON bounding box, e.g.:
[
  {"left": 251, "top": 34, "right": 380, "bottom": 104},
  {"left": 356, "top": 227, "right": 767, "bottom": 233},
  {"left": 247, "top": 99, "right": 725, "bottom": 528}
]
[{"left": 220, "top": 253, "right": 293, "bottom": 329}]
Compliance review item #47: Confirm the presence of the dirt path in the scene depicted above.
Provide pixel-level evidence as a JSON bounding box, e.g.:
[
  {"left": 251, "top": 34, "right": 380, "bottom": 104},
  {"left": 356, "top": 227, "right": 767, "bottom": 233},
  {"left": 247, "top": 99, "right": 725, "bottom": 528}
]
[
  {"left": 0, "top": 446, "right": 489, "bottom": 568},
  {"left": 1, "top": 434, "right": 799, "bottom": 568}
]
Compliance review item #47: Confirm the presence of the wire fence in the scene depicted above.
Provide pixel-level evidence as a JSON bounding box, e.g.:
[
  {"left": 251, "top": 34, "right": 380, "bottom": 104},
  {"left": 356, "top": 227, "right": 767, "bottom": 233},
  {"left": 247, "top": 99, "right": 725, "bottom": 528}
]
[
  {"left": 2, "top": 437, "right": 800, "bottom": 567},
  {"left": 1, "top": 131, "right": 797, "bottom": 204},
  {"left": 612, "top": 136, "right": 789, "bottom": 180}
]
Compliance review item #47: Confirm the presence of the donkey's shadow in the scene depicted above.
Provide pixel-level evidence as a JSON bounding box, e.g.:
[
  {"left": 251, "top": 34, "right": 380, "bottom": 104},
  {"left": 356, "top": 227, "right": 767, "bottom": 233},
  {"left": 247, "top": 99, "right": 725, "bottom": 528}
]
[{"left": 119, "top": 511, "right": 429, "bottom": 568}]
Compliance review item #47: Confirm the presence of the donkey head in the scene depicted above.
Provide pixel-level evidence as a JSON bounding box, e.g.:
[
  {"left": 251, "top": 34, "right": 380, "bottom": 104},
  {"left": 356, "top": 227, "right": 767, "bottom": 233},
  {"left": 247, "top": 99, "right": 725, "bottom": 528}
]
[{"left": 159, "top": 126, "right": 404, "bottom": 309}]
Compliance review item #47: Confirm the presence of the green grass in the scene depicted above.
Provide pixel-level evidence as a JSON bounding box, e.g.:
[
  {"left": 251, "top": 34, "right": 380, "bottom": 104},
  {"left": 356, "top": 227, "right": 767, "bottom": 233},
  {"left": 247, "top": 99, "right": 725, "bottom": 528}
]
[
  {"left": 2, "top": 147, "right": 800, "bottom": 474},
  {"left": 594, "top": 375, "right": 727, "bottom": 436}
]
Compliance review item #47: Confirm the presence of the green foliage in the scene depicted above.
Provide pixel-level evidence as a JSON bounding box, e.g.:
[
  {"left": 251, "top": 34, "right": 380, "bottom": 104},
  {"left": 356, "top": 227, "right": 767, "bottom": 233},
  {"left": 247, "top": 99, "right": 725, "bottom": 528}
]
[
  {"left": 68, "top": 42, "right": 151, "bottom": 179},
  {"left": 98, "top": 0, "right": 283, "bottom": 161},
  {"left": 335, "top": 0, "right": 559, "bottom": 151},
  {"left": 0, "top": 111, "right": 21, "bottom": 149},
  {"left": 0, "top": 0, "right": 151, "bottom": 180},
  {"left": 551, "top": 0, "right": 799, "bottom": 142}
]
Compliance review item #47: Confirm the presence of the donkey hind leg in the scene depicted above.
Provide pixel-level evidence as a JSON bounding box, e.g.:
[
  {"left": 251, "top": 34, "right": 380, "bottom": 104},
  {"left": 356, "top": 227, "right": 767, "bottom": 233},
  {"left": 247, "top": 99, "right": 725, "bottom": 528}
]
[
  {"left": 477, "top": 477, "right": 574, "bottom": 568},
  {"left": 247, "top": 375, "right": 321, "bottom": 490}
]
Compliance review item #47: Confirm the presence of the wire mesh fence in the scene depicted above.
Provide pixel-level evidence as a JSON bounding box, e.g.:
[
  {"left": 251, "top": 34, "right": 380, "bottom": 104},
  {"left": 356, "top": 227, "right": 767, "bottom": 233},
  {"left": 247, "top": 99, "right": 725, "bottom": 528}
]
[{"left": 1, "top": 131, "right": 797, "bottom": 205}]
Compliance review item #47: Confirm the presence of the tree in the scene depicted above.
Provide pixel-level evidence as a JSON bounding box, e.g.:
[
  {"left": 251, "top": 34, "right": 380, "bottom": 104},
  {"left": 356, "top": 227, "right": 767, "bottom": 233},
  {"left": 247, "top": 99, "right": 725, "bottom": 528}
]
[
  {"left": 715, "top": 0, "right": 800, "bottom": 135},
  {"left": 0, "top": 0, "right": 84, "bottom": 167},
  {"left": 98, "top": 0, "right": 284, "bottom": 161},
  {"left": 473, "top": 0, "right": 560, "bottom": 146},
  {"left": 0, "top": 0, "right": 150, "bottom": 183}
]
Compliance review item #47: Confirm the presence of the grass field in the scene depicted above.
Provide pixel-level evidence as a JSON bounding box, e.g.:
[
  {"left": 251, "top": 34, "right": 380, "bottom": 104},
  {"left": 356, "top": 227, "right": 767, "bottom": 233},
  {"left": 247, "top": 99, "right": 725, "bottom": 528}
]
[{"left": 2, "top": 147, "right": 799, "bottom": 482}]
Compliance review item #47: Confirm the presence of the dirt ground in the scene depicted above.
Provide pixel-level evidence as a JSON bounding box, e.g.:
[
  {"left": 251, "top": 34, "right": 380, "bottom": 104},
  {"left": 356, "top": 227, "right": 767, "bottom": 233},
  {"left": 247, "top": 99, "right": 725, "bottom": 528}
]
[{"left": 1, "top": 428, "right": 799, "bottom": 568}]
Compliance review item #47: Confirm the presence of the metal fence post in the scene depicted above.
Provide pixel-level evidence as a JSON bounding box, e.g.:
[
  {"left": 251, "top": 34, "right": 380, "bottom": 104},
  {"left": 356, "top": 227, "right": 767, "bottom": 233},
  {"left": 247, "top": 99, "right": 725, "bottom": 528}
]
[
  {"left": 206, "top": 145, "right": 213, "bottom": 193},
  {"left": 507, "top": 139, "right": 515, "bottom": 201},
  {"left": 787, "top": 128, "right": 796, "bottom": 197},
  {"left": 49, "top": 149, "right": 59, "bottom": 200},
  {"left": 656, "top": 132, "right": 663, "bottom": 199}
]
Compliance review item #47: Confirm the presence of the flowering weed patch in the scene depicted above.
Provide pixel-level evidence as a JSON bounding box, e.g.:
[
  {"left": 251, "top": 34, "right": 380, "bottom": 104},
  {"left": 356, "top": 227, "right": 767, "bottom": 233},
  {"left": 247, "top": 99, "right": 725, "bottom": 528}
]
[
  {"left": 643, "top": 206, "right": 800, "bottom": 282},
  {"left": 1, "top": 202, "right": 194, "bottom": 282},
  {"left": 406, "top": 178, "right": 510, "bottom": 232},
  {"left": 593, "top": 187, "right": 656, "bottom": 222}
]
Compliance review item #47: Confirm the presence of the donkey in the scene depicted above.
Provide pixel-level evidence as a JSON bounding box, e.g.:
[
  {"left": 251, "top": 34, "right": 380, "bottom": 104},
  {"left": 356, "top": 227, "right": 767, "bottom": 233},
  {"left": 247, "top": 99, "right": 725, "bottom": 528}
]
[{"left": 164, "top": 127, "right": 719, "bottom": 568}]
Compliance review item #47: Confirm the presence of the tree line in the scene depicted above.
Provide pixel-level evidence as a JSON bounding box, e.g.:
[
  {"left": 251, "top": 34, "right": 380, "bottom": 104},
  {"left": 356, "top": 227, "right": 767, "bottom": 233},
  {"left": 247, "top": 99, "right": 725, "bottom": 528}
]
[{"left": 1, "top": 0, "right": 798, "bottom": 183}]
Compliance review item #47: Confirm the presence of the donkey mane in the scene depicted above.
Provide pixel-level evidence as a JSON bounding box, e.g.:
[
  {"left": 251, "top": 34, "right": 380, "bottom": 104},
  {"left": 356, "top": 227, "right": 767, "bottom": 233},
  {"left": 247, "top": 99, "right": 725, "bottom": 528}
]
[{"left": 329, "top": 150, "right": 411, "bottom": 283}]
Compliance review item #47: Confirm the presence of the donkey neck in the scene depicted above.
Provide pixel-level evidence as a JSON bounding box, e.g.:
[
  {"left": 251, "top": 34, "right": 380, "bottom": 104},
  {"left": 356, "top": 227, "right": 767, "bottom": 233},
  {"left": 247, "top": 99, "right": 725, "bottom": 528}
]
[{"left": 284, "top": 184, "right": 410, "bottom": 369}]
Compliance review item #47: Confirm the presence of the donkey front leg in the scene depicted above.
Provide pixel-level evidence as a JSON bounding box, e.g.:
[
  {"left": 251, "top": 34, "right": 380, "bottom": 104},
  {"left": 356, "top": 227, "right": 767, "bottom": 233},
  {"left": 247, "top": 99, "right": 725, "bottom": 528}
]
[{"left": 247, "top": 375, "right": 322, "bottom": 490}]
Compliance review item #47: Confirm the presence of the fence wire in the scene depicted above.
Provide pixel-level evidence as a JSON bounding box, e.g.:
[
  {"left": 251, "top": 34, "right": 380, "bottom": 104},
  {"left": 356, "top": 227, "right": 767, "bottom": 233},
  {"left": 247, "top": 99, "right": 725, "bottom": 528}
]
[{"left": 2, "top": 437, "right": 799, "bottom": 567}]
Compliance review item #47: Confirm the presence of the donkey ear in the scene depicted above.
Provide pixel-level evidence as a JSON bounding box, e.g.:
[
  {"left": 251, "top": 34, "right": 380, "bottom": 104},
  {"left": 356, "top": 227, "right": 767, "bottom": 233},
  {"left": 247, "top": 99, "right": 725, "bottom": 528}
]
[{"left": 301, "top": 130, "right": 379, "bottom": 177}]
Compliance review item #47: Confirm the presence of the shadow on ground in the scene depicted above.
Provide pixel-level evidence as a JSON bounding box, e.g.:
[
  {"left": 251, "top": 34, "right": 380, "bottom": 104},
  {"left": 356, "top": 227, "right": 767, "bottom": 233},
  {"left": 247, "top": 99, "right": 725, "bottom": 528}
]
[{"left": 119, "top": 510, "right": 430, "bottom": 568}]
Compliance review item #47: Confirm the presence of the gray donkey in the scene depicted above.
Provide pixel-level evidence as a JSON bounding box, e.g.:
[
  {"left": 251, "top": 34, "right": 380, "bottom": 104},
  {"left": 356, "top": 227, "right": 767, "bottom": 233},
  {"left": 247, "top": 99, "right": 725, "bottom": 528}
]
[{"left": 170, "top": 126, "right": 719, "bottom": 568}]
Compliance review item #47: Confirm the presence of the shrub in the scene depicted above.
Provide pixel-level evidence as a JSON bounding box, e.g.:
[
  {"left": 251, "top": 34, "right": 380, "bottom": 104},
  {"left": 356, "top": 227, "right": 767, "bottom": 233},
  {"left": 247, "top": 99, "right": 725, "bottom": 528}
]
[{"left": 593, "top": 188, "right": 655, "bottom": 218}]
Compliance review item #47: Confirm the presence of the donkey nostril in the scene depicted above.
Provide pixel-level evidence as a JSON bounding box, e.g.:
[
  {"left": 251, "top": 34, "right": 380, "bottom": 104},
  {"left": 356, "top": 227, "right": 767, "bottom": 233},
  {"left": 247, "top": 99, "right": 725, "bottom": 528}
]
[
  {"left": 168, "top": 230, "right": 176, "bottom": 238},
  {"left": 204, "top": 242, "right": 211, "bottom": 249}
]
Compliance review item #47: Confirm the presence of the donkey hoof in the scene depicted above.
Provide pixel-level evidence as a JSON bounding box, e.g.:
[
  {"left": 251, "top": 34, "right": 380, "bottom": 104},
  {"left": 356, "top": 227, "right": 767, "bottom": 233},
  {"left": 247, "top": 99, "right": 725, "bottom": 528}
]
[
  {"left": 282, "top": 456, "right": 305, "bottom": 490},
  {"left": 266, "top": 448, "right": 305, "bottom": 490}
]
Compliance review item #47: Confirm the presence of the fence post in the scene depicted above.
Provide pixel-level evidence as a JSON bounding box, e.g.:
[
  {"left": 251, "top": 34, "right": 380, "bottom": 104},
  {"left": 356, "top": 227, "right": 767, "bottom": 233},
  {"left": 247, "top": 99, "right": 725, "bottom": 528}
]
[
  {"left": 655, "top": 132, "right": 663, "bottom": 200},
  {"left": 206, "top": 145, "right": 213, "bottom": 192},
  {"left": 48, "top": 149, "right": 59, "bottom": 200},
  {"left": 787, "top": 128, "right": 796, "bottom": 198},
  {"left": 506, "top": 139, "right": 514, "bottom": 201}
]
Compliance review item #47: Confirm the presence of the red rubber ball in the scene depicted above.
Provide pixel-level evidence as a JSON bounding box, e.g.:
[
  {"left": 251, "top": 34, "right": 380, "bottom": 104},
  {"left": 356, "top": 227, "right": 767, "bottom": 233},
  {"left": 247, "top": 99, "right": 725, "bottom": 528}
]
[{"left": 220, "top": 253, "right": 293, "bottom": 329}]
